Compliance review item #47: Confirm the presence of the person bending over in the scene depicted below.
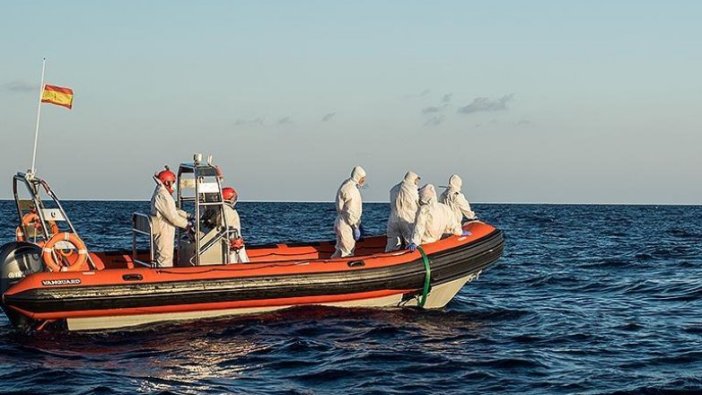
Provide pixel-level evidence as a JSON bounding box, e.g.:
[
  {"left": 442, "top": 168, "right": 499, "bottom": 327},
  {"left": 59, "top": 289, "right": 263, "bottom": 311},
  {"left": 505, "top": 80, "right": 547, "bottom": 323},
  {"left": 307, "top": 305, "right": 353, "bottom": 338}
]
[{"left": 408, "top": 184, "right": 467, "bottom": 251}]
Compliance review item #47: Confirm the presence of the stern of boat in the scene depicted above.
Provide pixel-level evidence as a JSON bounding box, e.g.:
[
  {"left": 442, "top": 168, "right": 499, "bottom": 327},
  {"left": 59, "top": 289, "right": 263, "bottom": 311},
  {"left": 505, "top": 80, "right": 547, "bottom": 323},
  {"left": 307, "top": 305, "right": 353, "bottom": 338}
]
[{"left": 0, "top": 242, "right": 45, "bottom": 329}]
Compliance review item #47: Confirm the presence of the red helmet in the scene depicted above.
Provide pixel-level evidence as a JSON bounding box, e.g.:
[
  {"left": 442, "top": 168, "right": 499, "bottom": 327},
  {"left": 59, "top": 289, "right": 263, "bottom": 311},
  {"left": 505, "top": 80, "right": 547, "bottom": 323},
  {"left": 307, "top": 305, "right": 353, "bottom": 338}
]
[
  {"left": 156, "top": 166, "right": 176, "bottom": 193},
  {"left": 222, "top": 187, "right": 238, "bottom": 203}
]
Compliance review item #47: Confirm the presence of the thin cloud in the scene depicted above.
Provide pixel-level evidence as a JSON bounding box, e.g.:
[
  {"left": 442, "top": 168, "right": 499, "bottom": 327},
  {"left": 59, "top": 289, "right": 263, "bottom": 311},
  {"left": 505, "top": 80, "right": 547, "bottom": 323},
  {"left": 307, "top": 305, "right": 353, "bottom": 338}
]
[
  {"left": 1, "top": 81, "right": 36, "bottom": 93},
  {"left": 422, "top": 106, "right": 441, "bottom": 114},
  {"left": 234, "top": 118, "right": 265, "bottom": 126},
  {"left": 425, "top": 115, "right": 445, "bottom": 127},
  {"left": 516, "top": 119, "right": 532, "bottom": 126},
  {"left": 234, "top": 116, "right": 295, "bottom": 126},
  {"left": 403, "top": 89, "right": 431, "bottom": 99},
  {"left": 458, "top": 94, "right": 514, "bottom": 114},
  {"left": 322, "top": 112, "right": 336, "bottom": 122},
  {"left": 441, "top": 93, "right": 452, "bottom": 104}
]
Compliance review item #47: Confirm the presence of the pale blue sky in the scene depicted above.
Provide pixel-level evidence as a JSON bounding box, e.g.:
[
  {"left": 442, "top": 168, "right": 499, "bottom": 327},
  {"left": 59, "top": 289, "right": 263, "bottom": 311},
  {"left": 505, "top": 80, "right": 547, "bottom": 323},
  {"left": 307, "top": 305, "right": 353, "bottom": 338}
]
[{"left": 1, "top": 1, "right": 700, "bottom": 203}]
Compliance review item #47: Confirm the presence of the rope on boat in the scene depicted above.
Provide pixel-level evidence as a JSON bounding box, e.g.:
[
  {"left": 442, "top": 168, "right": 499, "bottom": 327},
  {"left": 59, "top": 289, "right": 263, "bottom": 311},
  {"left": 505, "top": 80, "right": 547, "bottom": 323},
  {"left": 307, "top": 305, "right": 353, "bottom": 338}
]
[{"left": 416, "top": 246, "right": 432, "bottom": 308}]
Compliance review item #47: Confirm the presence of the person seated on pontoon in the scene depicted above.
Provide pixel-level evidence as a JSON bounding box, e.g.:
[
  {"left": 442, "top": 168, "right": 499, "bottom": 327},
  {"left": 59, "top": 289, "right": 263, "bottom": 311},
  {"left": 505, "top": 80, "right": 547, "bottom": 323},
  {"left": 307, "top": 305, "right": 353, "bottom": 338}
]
[
  {"left": 407, "top": 184, "right": 468, "bottom": 251},
  {"left": 151, "top": 166, "right": 191, "bottom": 267},
  {"left": 203, "top": 187, "right": 249, "bottom": 263}
]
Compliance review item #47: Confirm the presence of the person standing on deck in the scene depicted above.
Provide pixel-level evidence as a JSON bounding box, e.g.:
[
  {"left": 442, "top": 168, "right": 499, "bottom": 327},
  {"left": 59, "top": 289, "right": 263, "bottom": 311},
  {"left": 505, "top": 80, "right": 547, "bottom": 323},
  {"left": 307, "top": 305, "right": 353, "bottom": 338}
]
[
  {"left": 204, "top": 187, "right": 249, "bottom": 263},
  {"left": 332, "top": 166, "right": 366, "bottom": 258},
  {"left": 385, "top": 171, "right": 421, "bottom": 252},
  {"left": 151, "top": 166, "right": 190, "bottom": 267}
]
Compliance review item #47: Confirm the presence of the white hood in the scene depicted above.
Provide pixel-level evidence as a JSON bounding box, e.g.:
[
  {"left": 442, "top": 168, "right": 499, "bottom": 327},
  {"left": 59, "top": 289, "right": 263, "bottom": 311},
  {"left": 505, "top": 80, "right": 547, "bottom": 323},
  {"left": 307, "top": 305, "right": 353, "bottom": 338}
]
[
  {"left": 351, "top": 166, "right": 366, "bottom": 184},
  {"left": 419, "top": 184, "right": 437, "bottom": 205},
  {"left": 448, "top": 174, "right": 462, "bottom": 190},
  {"left": 403, "top": 171, "right": 420, "bottom": 185}
]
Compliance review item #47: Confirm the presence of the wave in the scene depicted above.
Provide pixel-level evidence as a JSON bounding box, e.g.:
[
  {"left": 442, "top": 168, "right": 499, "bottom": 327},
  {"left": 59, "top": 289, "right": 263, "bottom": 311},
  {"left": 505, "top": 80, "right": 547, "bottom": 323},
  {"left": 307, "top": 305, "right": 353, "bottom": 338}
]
[{"left": 2, "top": 202, "right": 702, "bottom": 393}]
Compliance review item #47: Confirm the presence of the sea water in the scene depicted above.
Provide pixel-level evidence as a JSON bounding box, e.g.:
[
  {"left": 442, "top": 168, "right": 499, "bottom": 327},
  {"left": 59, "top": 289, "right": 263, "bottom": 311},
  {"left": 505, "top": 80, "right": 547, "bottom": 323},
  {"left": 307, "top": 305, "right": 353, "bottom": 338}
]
[{"left": 0, "top": 201, "right": 701, "bottom": 394}]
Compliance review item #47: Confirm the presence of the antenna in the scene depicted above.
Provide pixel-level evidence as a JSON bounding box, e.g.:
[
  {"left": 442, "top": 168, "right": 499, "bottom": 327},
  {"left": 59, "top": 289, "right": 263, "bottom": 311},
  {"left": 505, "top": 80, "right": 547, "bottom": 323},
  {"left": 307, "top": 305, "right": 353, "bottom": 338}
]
[{"left": 30, "top": 58, "right": 47, "bottom": 175}]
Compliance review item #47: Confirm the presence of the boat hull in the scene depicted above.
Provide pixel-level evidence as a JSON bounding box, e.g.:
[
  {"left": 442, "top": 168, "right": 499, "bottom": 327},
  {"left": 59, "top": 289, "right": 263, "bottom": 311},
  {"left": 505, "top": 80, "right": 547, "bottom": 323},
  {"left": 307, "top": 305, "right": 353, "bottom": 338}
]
[
  {"left": 2, "top": 222, "right": 504, "bottom": 331},
  {"left": 65, "top": 273, "right": 484, "bottom": 331}
]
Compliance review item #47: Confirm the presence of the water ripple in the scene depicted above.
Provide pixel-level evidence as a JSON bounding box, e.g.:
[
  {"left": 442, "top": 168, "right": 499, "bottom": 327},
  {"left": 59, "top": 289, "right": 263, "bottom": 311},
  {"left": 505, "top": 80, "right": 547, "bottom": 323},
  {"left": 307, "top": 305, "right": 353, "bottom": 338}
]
[{"left": 1, "top": 202, "right": 701, "bottom": 393}]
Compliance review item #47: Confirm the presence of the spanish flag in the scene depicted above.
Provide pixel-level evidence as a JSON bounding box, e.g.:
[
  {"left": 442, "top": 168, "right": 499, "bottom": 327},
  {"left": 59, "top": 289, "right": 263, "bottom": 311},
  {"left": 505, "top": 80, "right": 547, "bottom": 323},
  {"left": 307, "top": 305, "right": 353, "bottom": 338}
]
[{"left": 41, "top": 84, "right": 74, "bottom": 109}]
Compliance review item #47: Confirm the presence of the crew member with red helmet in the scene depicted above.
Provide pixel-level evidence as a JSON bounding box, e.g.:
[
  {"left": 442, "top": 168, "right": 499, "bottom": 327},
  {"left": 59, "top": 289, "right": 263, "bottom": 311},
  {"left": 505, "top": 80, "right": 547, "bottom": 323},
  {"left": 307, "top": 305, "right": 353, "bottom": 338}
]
[
  {"left": 210, "top": 186, "right": 249, "bottom": 263},
  {"left": 151, "top": 165, "right": 189, "bottom": 267}
]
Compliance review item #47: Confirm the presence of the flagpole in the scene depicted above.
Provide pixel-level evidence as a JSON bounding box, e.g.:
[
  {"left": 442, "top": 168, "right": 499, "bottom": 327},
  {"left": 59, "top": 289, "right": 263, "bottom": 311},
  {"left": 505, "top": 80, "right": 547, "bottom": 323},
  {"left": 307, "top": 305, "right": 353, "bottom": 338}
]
[{"left": 30, "top": 57, "right": 46, "bottom": 175}]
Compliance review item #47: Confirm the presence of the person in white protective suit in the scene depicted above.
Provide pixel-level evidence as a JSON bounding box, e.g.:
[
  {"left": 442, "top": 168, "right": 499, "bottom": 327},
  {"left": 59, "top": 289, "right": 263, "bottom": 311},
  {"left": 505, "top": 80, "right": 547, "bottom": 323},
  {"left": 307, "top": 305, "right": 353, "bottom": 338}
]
[
  {"left": 205, "top": 187, "right": 249, "bottom": 263},
  {"left": 439, "top": 174, "right": 477, "bottom": 223},
  {"left": 331, "top": 166, "right": 366, "bottom": 258},
  {"left": 407, "top": 184, "right": 468, "bottom": 251},
  {"left": 151, "top": 166, "right": 190, "bottom": 267},
  {"left": 385, "top": 171, "right": 421, "bottom": 252}
]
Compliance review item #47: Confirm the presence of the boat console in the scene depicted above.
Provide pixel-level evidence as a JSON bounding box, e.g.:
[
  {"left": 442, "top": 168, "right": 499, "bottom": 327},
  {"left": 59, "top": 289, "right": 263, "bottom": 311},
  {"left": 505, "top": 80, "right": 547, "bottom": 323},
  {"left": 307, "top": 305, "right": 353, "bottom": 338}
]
[{"left": 132, "top": 154, "right": 237, "bottom": 267}]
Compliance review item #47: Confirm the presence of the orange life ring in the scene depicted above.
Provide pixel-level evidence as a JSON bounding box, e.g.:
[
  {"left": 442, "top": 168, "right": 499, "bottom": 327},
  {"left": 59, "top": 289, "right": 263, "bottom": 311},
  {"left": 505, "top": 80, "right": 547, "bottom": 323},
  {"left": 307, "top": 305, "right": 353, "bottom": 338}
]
[
  {"left": 16, "top": 213, "right": 59, "bottom": 242},
  {"left": 42, "top": 232, "right": 88, "bottom": 272}
]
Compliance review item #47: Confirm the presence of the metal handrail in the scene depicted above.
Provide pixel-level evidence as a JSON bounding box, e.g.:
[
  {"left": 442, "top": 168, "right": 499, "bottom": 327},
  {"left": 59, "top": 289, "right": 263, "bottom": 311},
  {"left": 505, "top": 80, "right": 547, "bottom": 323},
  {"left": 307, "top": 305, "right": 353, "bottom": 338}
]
[
  {"left": 131, "top": 212, "right": 154, "bottom": 268},
  {"left": 13, "top": 172, "right": 99, "bottom": 270}
]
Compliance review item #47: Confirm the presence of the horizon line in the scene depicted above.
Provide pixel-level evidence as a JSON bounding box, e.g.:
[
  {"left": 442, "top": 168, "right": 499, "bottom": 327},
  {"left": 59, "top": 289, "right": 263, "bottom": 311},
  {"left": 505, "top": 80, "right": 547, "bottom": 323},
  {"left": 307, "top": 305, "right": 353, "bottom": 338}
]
[{"left": 0, "top": 199, "right": 699, "bottom": 206}]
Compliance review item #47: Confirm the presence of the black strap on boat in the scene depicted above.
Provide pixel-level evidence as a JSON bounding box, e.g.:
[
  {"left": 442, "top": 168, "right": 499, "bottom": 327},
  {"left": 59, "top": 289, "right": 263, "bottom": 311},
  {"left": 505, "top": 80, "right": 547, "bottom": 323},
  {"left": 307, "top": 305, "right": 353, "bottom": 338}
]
[{"left": 416, "top": 246, "right": 432, "bottom": 308}]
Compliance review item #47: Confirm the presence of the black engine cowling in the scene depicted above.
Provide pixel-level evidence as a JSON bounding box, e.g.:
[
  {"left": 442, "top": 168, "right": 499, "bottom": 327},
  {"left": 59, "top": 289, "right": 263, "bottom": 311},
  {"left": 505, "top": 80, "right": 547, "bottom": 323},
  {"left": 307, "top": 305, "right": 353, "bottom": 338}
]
[{"left": 0, "top": 242, "right": 44, "bottom": 328}]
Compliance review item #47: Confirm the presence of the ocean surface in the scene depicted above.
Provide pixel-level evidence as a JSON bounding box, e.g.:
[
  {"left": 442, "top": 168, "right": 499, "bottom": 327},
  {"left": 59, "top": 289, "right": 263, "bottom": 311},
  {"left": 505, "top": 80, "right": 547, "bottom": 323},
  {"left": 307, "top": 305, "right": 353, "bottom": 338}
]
[{"left": 1, "top": 201, "right": 701, "bottom": 394}]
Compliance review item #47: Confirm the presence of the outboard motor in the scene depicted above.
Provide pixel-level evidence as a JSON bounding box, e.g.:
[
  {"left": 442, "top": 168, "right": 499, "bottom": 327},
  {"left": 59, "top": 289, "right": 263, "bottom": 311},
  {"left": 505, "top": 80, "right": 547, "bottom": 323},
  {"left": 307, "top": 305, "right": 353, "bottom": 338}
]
[{"left": 0, "top": 242, "right": 44, "bottom": 328}]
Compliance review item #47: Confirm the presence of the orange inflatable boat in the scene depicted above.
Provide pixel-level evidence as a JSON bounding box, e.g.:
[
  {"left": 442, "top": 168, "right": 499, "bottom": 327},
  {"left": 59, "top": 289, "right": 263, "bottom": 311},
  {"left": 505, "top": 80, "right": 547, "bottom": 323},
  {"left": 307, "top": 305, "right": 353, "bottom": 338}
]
[{"left": 0, "top": 162, "right": 504, "bottom": 332}]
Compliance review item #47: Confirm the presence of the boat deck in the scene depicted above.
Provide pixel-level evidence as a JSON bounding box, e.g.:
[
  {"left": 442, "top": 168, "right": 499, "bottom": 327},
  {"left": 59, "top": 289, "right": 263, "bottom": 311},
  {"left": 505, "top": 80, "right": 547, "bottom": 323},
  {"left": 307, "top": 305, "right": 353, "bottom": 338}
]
[{"left": 95, "top": 235, "right": 390, "bottom": 270}]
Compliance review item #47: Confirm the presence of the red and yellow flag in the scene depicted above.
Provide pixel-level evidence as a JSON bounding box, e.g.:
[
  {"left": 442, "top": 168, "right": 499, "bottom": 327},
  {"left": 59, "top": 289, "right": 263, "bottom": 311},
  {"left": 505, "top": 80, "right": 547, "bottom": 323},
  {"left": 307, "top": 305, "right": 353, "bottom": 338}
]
[{"left": 41, "top": 84, "right": 74, "bottom": 109}]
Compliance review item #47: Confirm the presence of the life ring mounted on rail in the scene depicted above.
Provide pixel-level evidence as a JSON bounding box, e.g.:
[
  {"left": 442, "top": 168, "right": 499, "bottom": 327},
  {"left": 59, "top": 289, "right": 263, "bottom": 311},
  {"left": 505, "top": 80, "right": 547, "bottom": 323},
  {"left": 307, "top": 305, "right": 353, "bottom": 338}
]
[
  {"left": 15, "top": 212, "right": 59, "bottom": 243},
  {"left": 42, "top": 232, "right": 89, "bottom": 272}
]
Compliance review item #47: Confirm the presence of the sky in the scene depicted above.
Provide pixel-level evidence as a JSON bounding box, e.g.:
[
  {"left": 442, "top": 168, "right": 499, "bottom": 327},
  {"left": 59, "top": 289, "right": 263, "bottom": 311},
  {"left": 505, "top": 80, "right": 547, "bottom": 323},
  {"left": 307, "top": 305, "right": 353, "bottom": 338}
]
[{"left": 1, "top": 1, "right": 700, "bottom": 204}]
